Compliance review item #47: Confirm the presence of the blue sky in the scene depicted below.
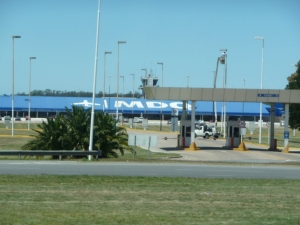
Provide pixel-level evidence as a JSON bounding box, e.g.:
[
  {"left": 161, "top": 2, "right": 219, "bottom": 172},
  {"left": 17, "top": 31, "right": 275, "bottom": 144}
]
[{"left": 1, "top": 0, "right": 299, "bottom": 96}]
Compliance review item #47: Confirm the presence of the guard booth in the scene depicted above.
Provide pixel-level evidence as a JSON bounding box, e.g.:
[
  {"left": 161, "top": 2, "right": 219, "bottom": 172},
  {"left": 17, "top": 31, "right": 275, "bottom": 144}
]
[
  {"left": 225, "top": 121, "right": 243, "bottom": 148},
  {"left": 170, "top": 108, "right": 179, "bottom": 132},
  {"left": 180, "top": 120, "right": 192, "bottom": 147}
]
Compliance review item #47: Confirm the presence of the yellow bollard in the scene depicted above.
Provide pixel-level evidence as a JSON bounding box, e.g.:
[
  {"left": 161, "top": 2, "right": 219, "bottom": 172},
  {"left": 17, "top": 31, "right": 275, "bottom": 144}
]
[
  {"left": 283, "top": 144, "right": 290, "bottom": 153},
  {"left": 233, "top": 141, "right": 248, "bottom": 151}
]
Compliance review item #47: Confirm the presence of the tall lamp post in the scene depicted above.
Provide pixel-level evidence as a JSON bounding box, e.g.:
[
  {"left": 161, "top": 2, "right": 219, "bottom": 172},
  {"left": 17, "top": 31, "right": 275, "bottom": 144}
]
[
  {"left": 141, "top": 68, "right": 147, "bottom": 98},
  {"left": 242, "top": 78, "right": 246, "bottom": 119},
  {"left": 28, "top": 56, "right": 36, "bottom": 130},
  {"left": 141, "top": 68, "right": 147, "bottom": 77},
  {"left": 219, "top": 49, "right": 227, "bottom": 138},
  {"left": 88, "top": 0, "right": 100, "bottom": 161},
  {"left": 157, "top": 62, "right": 164, "bottom": 86},
  {"left": 186, "top": 75, "right": 190, "bottom": 117},
  {"left": 212, "top": 71, "right": 217, "bottom": 127},
  {"left": 108, "top": 75, "right": 111, "bottom": 112},
  {"left": 141, "top": 69, "right": 147, "bottom": 116},
  {"left": 157, "top": 62, "right": 163, "bottom": 131},
  {"left": 186, "top": 75, "right": 190, "bottom": 87},
  {"left": 116, "top": 41, "right": 126, "bottom": 122},
  {"left": 255, "top": 36, "right": 264, "bottom": 144},
  {"left": 130, "top": 74, "right": 135, "bottom": 117},
  {"left": 103, "top": 51, "right": 112, "bottom": 112},
  {"left": 12, "top": 35, "right": 21, "bottom": 137},
  {"left": 120, "top": 75, "right": 124, "bottom": 118}
]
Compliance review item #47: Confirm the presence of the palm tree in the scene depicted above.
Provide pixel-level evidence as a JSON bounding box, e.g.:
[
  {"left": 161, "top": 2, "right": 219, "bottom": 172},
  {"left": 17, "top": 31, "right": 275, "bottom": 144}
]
[
  {"left": 22, "top": 106, "right": 132, "bottom": 158},
  {"left": 93, "top": 112, "right": 132, "bottom": 158},
  {"left": 64, "top": 105, "right": 90, "bottom": 150},
  {"left": 22, "top": 116, "right": 69, "bottom": 150}
]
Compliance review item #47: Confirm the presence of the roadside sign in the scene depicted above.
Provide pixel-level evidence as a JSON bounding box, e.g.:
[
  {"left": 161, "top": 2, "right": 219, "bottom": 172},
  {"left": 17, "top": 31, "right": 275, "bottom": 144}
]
[
  {"left": 239, "top": 120, "right": 246, "bottom": 128},
  {"left": 284, "top": 131, "right": 289, "bottom": 139},
  {"left": 4, "top": 116, "right": 10, "bottom": 129},
  {"left": 171, "top": 108, "right": 178, "bottom": 116}
]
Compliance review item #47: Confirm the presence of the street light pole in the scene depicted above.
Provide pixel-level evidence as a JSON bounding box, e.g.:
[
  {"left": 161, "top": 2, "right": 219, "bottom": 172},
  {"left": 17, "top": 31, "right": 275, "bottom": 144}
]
[
  {"left": 141, "top": 68, "right": 147, "bottom": 99},
  {"left": 157, "top": 62, "right": 164, "bottom": 87},
  {"left": 186, "top": 75, "right": 190, "bottom": 87},
  {"left": 220, "top": 49, "right": 227, "bottom": 138},
  {"left": 103, "top": 51, "right": 112, "bottom": 112},
  {"left": 141, "top": 68, "right": 147, "bottom": 77},
  {"left": 12, "top": 35, "right": 21, "bottom": 137},
  {"left": 141, "top": 69, "right": 147, "bottom": 117},
  {"left": 242, "top": 78, "right": 246, "bottom": 119},
  {"left": 212, "top": 71, "right": 218, "bottom": 128},
  {"left": 116, "top": 41, "right": 126, "bottom": 122},
  {"left": 28, "top": 56, "right": 36, "bottom": 130},
  {"left": 141, "top": 68, "right": 147, "bottom": 84},
  {"left": 157, "top": 62, "right": 164, "bottom": 131},
  {"left": 88, "top": 0, "right": 101, "bottom": 161},
  {"left": 120, "top": 75, "right": 124, "bottom": 119},
  {"left": 109, "top": 75, "right": 111, "bottom": 112},
  {"left": 130, "top": 74, "right": 134, "bottom": 117},
  {"left": 255, "top": 36, "right": 264, "bottom": 144}
]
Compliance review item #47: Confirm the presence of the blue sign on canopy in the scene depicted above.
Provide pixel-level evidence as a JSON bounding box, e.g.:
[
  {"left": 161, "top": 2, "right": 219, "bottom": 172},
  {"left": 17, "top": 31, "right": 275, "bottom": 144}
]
[{"left": 258, "top": 94, "right": 279, "bottom": 97}]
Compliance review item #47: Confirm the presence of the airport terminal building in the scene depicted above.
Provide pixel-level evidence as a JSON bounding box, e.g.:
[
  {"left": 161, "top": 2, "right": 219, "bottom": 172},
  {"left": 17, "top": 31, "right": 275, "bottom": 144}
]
[{"left": 0, "top": 95, "right": 284, "bottom": 122}]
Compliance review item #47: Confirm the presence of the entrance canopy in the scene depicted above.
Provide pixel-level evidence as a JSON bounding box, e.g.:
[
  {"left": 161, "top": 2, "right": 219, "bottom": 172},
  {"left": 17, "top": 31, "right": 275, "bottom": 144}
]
[{"left": 143, "top": 87, "right": 300, "bottom": 104}]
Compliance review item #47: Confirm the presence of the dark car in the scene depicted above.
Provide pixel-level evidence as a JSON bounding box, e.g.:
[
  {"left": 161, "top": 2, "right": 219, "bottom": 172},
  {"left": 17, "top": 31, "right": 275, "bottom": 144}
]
[{"left": 15, "top": 116, "right": 21, "bottom": 121}]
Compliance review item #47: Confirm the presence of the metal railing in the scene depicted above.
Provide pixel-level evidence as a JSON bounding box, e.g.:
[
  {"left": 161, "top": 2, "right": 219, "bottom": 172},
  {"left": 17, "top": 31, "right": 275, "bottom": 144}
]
[{"left": 0, "top": 150, "right": 102, "bottom": 160}]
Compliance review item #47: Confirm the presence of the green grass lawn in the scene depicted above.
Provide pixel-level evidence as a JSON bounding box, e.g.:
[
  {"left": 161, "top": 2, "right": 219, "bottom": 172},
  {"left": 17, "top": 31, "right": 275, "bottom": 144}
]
[
  {"left": 0, "top": 124, "right": 300, "bottom": 224},
  {"left": 0, "top": 175, "right": 299, "bottom": 225},
  {"left": 242, "top": 126, "right": 300, "bottom": 149}
]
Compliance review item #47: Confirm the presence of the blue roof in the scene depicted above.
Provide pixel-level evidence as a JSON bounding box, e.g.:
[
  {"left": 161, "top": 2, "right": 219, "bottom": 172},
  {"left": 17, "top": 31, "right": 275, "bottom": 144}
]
[{"left": 0, "top": 96, "right": 282, "bottom": 116}]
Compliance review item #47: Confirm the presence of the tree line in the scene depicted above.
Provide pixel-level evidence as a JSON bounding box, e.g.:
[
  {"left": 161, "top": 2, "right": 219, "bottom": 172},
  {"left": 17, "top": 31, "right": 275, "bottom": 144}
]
[
  {"left": 285, "top": 60, "right": 300, "bottom": 130},
  {"left": 16, "top": 89, "right": 143, "bottom": 98}
]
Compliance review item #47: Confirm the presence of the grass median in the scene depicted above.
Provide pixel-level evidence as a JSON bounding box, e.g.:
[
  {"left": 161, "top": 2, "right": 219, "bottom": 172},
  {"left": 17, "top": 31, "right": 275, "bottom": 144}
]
[
  {"left": 0, "top": 175, "right": 299, "bottom": 225},
  {"left": 0, "top": 125, "right": 181, "bottom": 161}
]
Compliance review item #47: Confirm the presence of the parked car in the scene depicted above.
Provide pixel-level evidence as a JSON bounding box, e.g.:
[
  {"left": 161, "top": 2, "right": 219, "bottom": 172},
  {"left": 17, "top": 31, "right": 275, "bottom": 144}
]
[
  {"left": 123, "top": 117, "right": 129, "bottom": 123},
  {"left": 15, "top": 116, "right": 21, "bottom": 121},
  {"left": 167, "top": 119, "right": 171, "bottom": 124},
  {"left": 26, "top": 116, "right": 30, "bottom": 120}
]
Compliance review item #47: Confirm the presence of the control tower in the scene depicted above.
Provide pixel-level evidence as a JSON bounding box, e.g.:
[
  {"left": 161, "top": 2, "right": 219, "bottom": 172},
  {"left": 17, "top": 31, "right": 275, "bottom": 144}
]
[{"left": 139, "top": 69, "right": 159, "bottom": 98}]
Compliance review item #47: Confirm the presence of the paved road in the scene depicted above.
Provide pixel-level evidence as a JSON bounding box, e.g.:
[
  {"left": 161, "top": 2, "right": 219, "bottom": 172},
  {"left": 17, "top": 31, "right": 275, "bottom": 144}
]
[
  {"left": 1, "top": 161, "right": 300, "bottom": 179},
  {"left": 127, "top": 129, "right": 300, "bottom": 163},
  {"left": 1, "top": 127, "right": 299, "bottom": 178}
]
